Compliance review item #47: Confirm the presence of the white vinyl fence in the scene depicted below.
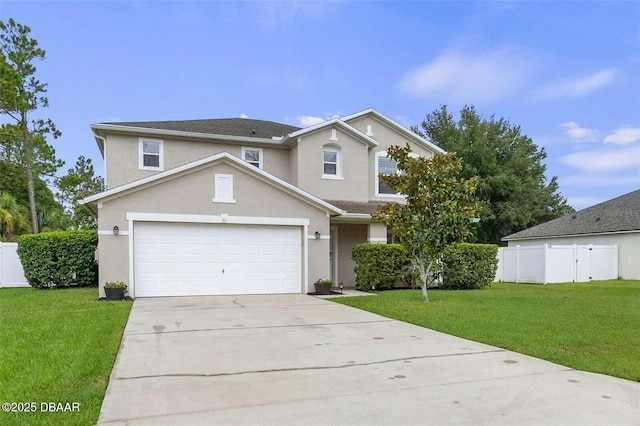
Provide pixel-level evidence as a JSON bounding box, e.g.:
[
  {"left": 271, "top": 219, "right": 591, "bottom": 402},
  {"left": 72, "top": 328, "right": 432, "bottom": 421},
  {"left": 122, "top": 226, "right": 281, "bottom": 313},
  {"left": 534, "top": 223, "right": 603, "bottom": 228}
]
[
  {"left": 0, "top": 242, "right": 29, "bottom": 288},
  {"left": 495, "top": 244, "right": 618, "bottom": 284}
]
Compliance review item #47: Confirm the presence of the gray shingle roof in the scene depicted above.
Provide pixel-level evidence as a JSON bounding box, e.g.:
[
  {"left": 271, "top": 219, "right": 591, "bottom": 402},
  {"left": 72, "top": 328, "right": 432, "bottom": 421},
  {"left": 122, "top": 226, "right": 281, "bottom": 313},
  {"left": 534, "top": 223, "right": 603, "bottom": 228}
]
[
  {"left": 503, "top": 189, "right": 640, "bottom": 240},
  {"left": 324, "top": 200, "right": 389, "bottom": 215},
  {"left": 105, "top": 118, "right": 301, "bottom": 139}
]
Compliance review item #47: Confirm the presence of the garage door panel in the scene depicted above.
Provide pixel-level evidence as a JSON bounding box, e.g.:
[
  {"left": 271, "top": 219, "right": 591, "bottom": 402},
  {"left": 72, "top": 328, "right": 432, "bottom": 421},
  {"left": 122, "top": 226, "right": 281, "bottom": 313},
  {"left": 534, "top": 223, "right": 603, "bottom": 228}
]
[{"left": 134, "top": 222, "right": 302, "bottom": 297}]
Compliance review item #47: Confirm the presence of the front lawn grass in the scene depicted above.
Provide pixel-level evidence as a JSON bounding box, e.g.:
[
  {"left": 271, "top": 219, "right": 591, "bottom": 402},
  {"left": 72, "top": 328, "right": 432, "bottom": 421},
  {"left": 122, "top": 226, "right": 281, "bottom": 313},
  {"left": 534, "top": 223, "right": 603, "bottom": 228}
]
[
  {"left": 0, "top": 287, "right": 132, "bottom": 426},
  {"left": 334, "top": 280, "right": 640, "bottom": 382}
]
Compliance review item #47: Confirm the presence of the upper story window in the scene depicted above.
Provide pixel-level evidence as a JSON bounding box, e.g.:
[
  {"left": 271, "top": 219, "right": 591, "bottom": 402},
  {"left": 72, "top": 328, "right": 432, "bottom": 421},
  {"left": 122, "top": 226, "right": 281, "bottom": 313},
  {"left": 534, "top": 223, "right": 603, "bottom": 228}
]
[
  {"left": 375, "top": 151, "right": 401, "bottom": 197},
  {"left": 139, "top": 138, "right": 163, "bottom": 171},
  {"left": 241, "top": 147, "right": 263, "bottom": 169},
  {"left": 322, "top": 145, "right": 343, "bottom": 180}
]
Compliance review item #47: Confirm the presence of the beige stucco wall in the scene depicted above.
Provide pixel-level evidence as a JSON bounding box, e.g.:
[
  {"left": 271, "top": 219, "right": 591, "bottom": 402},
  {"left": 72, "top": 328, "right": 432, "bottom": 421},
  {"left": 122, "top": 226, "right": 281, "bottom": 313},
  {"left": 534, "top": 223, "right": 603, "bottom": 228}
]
[
  {"left": 97, "top": 161, "right": 331, "bottom": 297},
  {"left": 507, "top": 233, "right": 640, "bottom": 280},
  {"left": 288, "top": 144, "right": 299, "bottom": 186},
  {"left": 295, "top": 127, "right": 370, "bottom": 201},
  {"left": 105, "top": 134, "right": 290, "bottom": 188},
  {"left": 335, "top": 224, "right": 368, "bottom": 286},
  {"left": 368, "top": 222, "right": 388, "bottom": 243}
]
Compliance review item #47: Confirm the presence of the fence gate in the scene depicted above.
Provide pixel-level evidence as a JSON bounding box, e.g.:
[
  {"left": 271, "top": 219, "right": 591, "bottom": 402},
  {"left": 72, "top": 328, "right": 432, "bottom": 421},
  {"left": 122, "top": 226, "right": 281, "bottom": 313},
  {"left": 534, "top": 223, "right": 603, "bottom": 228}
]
[{"left": 495, "top": 244, "right": 618, "bottom": 284}]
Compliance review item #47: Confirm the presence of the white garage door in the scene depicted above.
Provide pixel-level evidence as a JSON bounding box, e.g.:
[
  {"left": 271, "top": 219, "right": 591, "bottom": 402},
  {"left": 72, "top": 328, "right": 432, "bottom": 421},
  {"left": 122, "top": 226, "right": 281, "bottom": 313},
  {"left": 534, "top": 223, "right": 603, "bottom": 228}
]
[{"left": 134, "top": 222, "right": 302, "bottom": 297}]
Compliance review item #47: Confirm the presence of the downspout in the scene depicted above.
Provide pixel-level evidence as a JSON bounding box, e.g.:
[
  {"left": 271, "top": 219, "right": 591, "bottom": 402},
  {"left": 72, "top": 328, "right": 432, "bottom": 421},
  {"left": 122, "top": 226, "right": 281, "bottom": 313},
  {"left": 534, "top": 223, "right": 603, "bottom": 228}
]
[{"left": 93, "top": 131, "right": 108, "bottom": 188}]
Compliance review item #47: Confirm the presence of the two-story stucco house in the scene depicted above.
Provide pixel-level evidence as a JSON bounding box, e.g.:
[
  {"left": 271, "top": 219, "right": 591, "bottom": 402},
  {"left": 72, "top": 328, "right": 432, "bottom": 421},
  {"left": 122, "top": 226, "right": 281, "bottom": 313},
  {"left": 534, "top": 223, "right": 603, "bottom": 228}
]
[{"left": 82, "top": 109, "right": 444, "bottom": 298}]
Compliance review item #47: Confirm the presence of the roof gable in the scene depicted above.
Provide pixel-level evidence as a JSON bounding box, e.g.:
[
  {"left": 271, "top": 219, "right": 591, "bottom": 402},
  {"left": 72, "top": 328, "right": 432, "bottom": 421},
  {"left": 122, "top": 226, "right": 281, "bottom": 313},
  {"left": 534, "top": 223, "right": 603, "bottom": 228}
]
[
  {"left": 283, "top": 118, "right": 378, "bottom": 147},
  {"left": 503, "top": 189, "right": 640, "bottom": 240},
  {"left": 81, "top": 152, "right": 343, "bottom": 216},
  {"left": 341, "top": 108, "right": 445, "bottom": 154}
]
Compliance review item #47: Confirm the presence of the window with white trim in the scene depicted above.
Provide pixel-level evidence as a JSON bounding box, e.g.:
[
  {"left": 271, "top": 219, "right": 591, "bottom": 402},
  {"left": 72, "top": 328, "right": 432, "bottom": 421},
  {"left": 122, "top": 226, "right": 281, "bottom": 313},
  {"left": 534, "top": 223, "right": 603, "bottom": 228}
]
[
  {"left": 241, "top": 147, "right": 263, "bottom": 169},
  {"left": 212, "top": 173, "right": 236, "bottom": 203},
  {"left": 322, "top": 145, "right": 343, "bottom": 179},
  {"left": 139, "top": 138, "right": 163, "bottom": 171},
  {"left": 375, "top": 151, "right": 401, "bottom": 197}
]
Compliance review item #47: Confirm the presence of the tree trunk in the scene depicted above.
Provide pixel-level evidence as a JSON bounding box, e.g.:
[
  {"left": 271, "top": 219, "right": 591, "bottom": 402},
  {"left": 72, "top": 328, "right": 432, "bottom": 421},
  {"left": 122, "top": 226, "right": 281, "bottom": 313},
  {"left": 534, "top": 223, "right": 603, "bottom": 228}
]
[
  {"left": 413, "top": 257, "right": 430, "bottom": 303},
  {"left": 22, "top": 118, "right": 38, "bottom": 233}
]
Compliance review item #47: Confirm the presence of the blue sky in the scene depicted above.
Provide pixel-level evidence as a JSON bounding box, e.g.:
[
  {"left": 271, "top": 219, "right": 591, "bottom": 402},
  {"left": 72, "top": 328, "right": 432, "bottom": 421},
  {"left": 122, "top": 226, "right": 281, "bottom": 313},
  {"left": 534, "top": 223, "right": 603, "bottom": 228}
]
[{"left": 1, "top": 0, "right": 639, "bottom": 210}]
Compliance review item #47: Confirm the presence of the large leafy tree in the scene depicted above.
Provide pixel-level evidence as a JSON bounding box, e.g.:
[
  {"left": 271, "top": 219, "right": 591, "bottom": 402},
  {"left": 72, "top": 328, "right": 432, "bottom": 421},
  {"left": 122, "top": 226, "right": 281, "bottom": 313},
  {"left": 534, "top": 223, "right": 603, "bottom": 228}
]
[
  {"left": 373, "top": 144, "right": 481, "bottom": 302},
  {"left": 414, "top": 105, "right": 573, "bottom": 245},
  {"left": 55, "top": 156, "right": 104, "bottom": 229},
  {"left": 0, "top": 19, "right": 63, "bottom": 233}
]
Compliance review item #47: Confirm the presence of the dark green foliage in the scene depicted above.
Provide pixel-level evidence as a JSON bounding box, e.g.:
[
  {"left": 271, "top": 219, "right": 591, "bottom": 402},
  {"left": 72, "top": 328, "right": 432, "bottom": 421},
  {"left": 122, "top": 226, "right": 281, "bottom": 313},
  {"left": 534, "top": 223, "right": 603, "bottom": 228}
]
[
  {"left": 414, "top": 105, "right": 574, "bottom": 245},
  {"left": 441, "top": 243, "right": 498, "bottom": 289},
  {"left": 352, "top": 243, "right": 413, "bottom": 291},
  {"left": 0, "top": 161, "right": 71, "bottom": 233},
  {"left": 55, "top": 155, "right": 104, "bottom": 229},
  {"left": 17, "top": 230, "right": 98, "bottom": 288}
]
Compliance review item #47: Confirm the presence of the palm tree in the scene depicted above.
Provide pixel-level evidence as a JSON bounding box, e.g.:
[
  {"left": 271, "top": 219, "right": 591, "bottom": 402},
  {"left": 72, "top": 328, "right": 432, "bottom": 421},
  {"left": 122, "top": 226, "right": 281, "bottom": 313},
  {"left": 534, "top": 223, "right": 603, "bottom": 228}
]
[{"left": 0, "top": 192, "right": 30, "bottom": 240}]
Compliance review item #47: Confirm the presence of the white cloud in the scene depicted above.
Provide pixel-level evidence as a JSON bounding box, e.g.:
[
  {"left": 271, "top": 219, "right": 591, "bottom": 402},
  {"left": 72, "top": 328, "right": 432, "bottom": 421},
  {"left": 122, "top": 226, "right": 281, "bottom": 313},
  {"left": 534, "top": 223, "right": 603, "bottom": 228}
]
[
  {"left": 96, "top": 115, "right": 121, "bottom": 123},
  {"left": 561, "top": 122, "right": 598, "bottom": 142},
  {"left": 561, "top": 173, "right": 640, "bottom": 187},
  {"left": 240, "top": 113, "right": 249, "bottom": 119},
  {"left": 537, "top": 68, "right": 618, "bottom": 99},
  {"left": 297, "top": 115, "right": 325, "bottom": 127},
  {"left": 567, "top": 196, "right": 607, "bottom": 210},
  {"left": 604, "top": 127, "right": 640, "bottom": 145},
  {"left": 398, "top": 47, "right": 531, "bottom": 104},
  {"left": 559, "top": 145, "right": 640, "bottom": 172},
  {"left": 296, "top": 112, "right": 340, "bottom": 127}
]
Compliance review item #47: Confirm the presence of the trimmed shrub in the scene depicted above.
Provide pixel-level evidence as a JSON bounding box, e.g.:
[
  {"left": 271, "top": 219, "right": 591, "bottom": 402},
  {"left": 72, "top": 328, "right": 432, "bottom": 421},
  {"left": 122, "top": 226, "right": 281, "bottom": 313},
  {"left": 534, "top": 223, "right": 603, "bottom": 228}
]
[
  {"left": 352, "top": 243, "right": 413, "bottom": 291},
  {"left": 17, "top": 230, "right": 98, "bottom": 288},
  {"left": 441, "top": 243, "right": 498, "bottom": 290}
]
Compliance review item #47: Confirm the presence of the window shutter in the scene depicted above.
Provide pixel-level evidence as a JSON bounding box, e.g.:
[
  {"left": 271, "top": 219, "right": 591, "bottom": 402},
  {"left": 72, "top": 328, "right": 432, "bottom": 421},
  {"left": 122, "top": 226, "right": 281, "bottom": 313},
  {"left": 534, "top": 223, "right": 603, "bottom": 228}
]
[{"left": 214, "top": 174, "right": 235, "bottom": 202}]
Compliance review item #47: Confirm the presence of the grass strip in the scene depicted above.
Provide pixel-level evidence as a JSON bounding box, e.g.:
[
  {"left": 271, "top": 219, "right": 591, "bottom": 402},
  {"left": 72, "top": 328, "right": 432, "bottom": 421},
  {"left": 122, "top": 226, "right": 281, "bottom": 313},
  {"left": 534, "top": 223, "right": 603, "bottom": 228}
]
[
  {"left": 0, "top": 287, "right": 132, "bottom": 426},
  {"left": 334, "top": 280, "right": 640, "bottom": 382}
]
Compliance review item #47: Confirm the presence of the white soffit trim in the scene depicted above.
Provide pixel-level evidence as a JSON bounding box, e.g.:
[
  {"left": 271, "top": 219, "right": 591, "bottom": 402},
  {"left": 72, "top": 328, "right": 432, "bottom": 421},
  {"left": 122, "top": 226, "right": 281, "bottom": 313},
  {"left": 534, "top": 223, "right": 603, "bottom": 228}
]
[
  {"left": 340, "top": 108, "right": 445, "bottom": 154},
  {"left": 307, "top": 234, "right": 330, "bottom": 240},
  {"left": 331, "top": 213, "right": 373, "bottom": 223},
  {"left": 368, "top": 237, "right": 387, "bottom": 243},
  {"left": 126, "top": 212, "right": 310, "bottom": 227},
  {"left": 90, "top": 123, "right": 284, "bottom": 145},
  {"left": 98, "top": 230, "right": 130, "bottom": 236}
]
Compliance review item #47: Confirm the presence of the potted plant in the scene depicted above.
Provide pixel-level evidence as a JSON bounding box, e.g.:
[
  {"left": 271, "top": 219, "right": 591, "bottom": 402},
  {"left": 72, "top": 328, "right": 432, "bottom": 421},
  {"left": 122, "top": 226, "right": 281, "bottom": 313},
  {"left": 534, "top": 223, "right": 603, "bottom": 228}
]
[
  {"left": 314, "top": 278, "right": 332, "bottom": 295},
  {"left": 104, "top": 281, "right": 127, "bottom": 300}
]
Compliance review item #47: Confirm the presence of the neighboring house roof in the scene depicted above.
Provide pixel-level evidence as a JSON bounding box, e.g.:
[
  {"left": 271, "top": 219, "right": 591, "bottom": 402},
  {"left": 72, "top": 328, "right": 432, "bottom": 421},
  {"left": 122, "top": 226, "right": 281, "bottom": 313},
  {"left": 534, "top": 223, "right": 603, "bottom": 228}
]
[
  {"left": 81, "top": 152, "right": 344, "bottom": 216},
  {"left": 503, "top": 189, "right": 640, "bottom": 240},
  {"left": 103, "top": 118, "right": 301, "bottom": 139}
]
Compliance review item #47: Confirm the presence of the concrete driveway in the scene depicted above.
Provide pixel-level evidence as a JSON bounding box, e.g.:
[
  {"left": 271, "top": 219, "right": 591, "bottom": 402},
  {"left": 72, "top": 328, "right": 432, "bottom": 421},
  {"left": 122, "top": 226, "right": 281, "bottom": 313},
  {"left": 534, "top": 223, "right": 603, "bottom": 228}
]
[{"left": 98, "top": 294, "right": 640, "bottom": 425}]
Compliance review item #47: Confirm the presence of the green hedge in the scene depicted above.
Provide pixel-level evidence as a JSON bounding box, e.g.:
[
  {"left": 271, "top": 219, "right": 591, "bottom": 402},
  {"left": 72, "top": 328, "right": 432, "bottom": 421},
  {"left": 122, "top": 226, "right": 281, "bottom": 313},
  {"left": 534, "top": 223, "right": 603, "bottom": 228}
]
[
  {"left": 17, "top": 230, "right": 98, "bottom": 289},
  {"left": 441, "top": 243, "right": 498, "bottom": 290},
  {"left": 352, "top": 243, "right": 413, "bottom": 291}
]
